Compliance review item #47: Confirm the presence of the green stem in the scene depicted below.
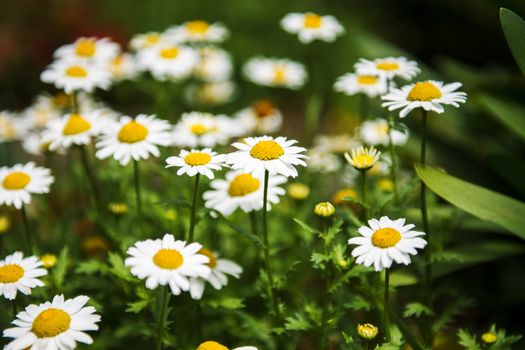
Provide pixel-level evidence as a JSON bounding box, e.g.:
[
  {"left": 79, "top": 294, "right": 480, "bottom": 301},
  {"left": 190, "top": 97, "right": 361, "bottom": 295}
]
[
  {"left": 188, "top": 173, "right": 200, "bottom": 242},
  {"left": 387, "top": 114, "right": 400, "bottom": 204},
  {"left": 262, "top": 170, "right": 280, "bottom": 319},
  {"left": 71, "top": 92, "right": 78, "bottom": 114},
  {"left": 78, "top": 145, "right": 101, "bottom": 212},
  {"left": 133, "top": 160, "right": 142, "bottom": 219},
  {"left": 155, "top": 286, "right": 170, "bottom": 350},
  {"left": 20, "top": 205, "right": 33, "bottom": 255},
  {"left": 384, "top": 269, "right": 391, "bottom": 342},
  {"left": 305, "top": 93, "right": 322, "bottom": 144},
  {"left": 361, "top": 171, "right": 369, "bottom": 220},
  {"left": 249, "top": 211, "right": 258, "bottom": 237},
  {"left": 359, "top": 94, "right": 369, "bottom": 121}
]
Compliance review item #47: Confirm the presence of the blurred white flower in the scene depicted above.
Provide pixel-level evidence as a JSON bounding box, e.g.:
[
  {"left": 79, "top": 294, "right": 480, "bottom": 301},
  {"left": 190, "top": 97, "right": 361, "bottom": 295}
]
[
  {"left": 166, "top": 20, "right": 229, "bottom": 43},
  {"left": 243, "top": 57, "right": 307, "bottom": 90},
  {"left": 41, "top": 59, "right": 111, "bottom": 94},
  {"left": 334, "top": 72, "right": 387, "bottom": 98},
  {"left": 355, "top": 57, "right": 420, "bottom": 81},
  {"left": 281, "top": 12, "right": 344, "bottom": 43},
  {"left": 136, "top": 44, "right": 198, "bottom": 81},
  {"left": 235, "top": 100, "right": 283, "bottom": 135},
  {"left": 360, "top": 119, "right": 408, "bottom": 146}
]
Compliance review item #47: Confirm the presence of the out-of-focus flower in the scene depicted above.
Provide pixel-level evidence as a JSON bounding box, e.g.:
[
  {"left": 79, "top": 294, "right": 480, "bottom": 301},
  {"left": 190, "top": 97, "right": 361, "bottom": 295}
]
[
  {"left": 82, "top": 236, "right": 111, "bottom": 256},
  {"left": 377, "top": 178, "right": 394, "bottom": 192},
  {"left": 281, "top": 12, "right": 344, "bottom": 43},
  {"left": 0, "top": 111, "right": 29, "bottom": 143},
  {"left": 0, "top": 162, "right": 54, "bottom": 209},
  {"left": 0, "top": 215, "right": 10, "bottom": 234},
  {"left": 360, "top": 119, "right": 408, "bottom": 146},
  {"left": 313, "top": 133, "right": 359, "bottom": 155},
  {"left": 287, "top": 182, "right": 310, "bottom": 200},
  {"left": 332, "top": 188, "right": 358, "bottom": 206},
  {"left": 54, "top": 37, "right": 119, "bottom": 63},
  {"left": 108, "top": 202, "right": 128, "bottom": 215},
  {"left": 0, "top": 252, "right": 47, "bottom": 300},
  {"left": 172, "top": 112, "right": 240, "bottom": 148},
  {"left": 136, "top": 44, "right": 199, "bottom": 81},
  {"left": 196, "top": 341, "right": 257, "bottom": 350},
  {"left": 40, "top": 254, "right": 57, "bottom": 269},
  {"left": 129, "top": 32, "right": 166, "bottom": 51},
  {"left": 41, "top": 59, "right": 112, "bottom": 94},
  {"left": 334, "top": 72, "right": 387, "bottom": 98},
  {"left": 307, "top": 146, "right": 342, "bottom": 173},
  {"left": 109, "top": 53, "right": 138, "bottom": 81},
  {"left": 355, "top": 57, "right": 420, "bottom": 80},
  {"left": 243, "top": 57, "right": 307, "bottom": 90},
  {"left": 344, "top": 146, "right": 381, "bottom": 171},
  {"left": 166, "top": 148, "right": 227, "bottom": 180},
  {"left": 184, "top": 81, "right": 237, "bottom": 106},
  {"left": 194, "top": 47, "right": 233, "bottom": 82},
  {"left": 236, "top": 100, "right": 283, "bottom": 135},
  {"left": 167, "top": 20, "right": 229, "bottom": 43}
]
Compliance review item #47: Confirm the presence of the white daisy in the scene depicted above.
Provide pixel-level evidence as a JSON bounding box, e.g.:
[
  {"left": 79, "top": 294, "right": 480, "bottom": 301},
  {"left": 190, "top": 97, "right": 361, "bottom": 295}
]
[
  {"left": 3, "top": 294, "right": 101, "bottom": 350},
  {"left": 197, "top": 341, "right": 257, "bottom": 350},
  {"left": 0, "top": 111, "right": 28, "bottom": 143},
  {"left": 184, "top": 81, "right": 237, "bottom": 106},
  {"left": 360, "top": 119, "right": 409, "bottom": 146},
  {"left": 344, "top": 146, "right": 381, "bottom": 171},
  {"left": 136, "top": 43, "right": 199, "bottom": 81},
  {"left": 348, "top": 216, "right": 427, "bottom": 271},
  {"left": 54, "top": 37, "right": 119, "bottom": 63},
  {"left": 355, "top": 57, "right": 420, "bottom": 80},
  {"left": 40, "top": 59, "right": 112, "bottom": 94},
  {"left": 188, "top": 248, "right": 242, "bottom": 300},
  {"left": 381, "top": 80, "right": 467, "bottom": 118},
  {"left": 22, "top": 95, "right": 62, "bottom": 130},
  {"left": 203, "top": 170, "right": 286, "bottom": 216},
  {"left": 194, "top": 47, "right": 233, "bottom": 82},
  {"left": 42, "top": 112, "right": 103, "bottom": 151},
  {"left": 226, "top": 136, "right": 307, "bottom": 178},
  {"left": 0, "top": 162, "right": 54, "bottom": 209},
  {"left": 307, "top": 147, "right": 342, "bottom": 173},
  {"left": 334, "top": 72, "right": 387, "bottom": 98},
  {"left": 109, "top": 53, "right": 138, "bottom": 81},
  {"left": 0, "top": 252, "right": 47, "bottom": 300},
  {"left": 22, "top": 132, "right": 53, "bottom": 156},
  {"left": 243, "top": 57, "right": 307, "bottom": 90},
  {"left": 281, "top": 12, "right": 344, "bottom": 44},
  {"left": 172, "top": 111, "right": 240, "bottom": 148},
  {"left": 125, "top": 233, "right": 211, "bottom": 295},
  {"left": 129, "top": 32, "right": 167, "bottom": 51},
  {"left": 166, "top": 20, "right": 229, "bottom": 43},
  {"left": 95, "top": 114, "right": 172, "bottom": 166},
  {"left": 166, "top": 148, "right": 227, "bottom": 180},
  {"left": 236, "top": 100, "right": 283, "bottom": 135}
]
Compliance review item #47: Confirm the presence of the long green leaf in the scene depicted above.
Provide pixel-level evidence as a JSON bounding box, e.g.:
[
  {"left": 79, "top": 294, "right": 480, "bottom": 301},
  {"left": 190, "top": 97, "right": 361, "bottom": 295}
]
[
  {"left": 415, "top": 166, "right": 525, "bottom": 240},
  {"left": 478, "top": 94, "right": 525, "bottom": 142},
  {"left": 501, "top": 8, "right": 525, "bottom": 76}
]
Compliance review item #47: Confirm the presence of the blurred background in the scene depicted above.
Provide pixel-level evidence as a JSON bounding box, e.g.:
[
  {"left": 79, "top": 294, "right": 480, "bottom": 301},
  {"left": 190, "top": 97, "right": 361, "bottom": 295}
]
[{"left": 1, "top": 0, "right": 525, "bottom": 344}]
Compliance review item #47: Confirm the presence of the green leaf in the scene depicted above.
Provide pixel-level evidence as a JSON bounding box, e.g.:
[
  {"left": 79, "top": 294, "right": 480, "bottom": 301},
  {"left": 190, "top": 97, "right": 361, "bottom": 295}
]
[
  {"left": 284, "top": 312, "right": 312, "bottom": 331},
  {"left": 206, "top": 297, "right": 245, "bottom": 310},
  {"left": 478, "top": 94, "right": 525, "bottom": 142},
  {"left": 433, "top": 296, "right": 474, "bottom": 333},
  {"left": 457, "top": 329, "right": 481, "bottom": 350},
  {"left": 416, "top": 166, "right": 525, "bottom": 240},
  {"left": 53, "top": 247, "right": 69, "bottom": 289},
  {"left": 403, "top": 302, "right": 433, "bottom": 318},
  {"left": 126, "top": 299, "right": 151, "bottom": 314},
  {"left": 501, "top": 8, "right": 525, "bottom": 76},
  {"left": 107, "top": 253, "right": 134, "bottom": 282}
]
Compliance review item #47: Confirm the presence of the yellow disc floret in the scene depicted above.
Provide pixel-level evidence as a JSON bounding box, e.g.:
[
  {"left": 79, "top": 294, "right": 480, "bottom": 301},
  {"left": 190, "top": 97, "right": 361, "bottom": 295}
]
[
  {"left": 357, "top": 75, "right": 379, "bottom": 85},
  {"left": 0, "top": 264, "right": 24, "bottom": 283},
  {"left": 32, "top": 309, "right": 71, "bottom": 338},
  {"left": 153, "top": 249, "right": 184, "bottom": 269},
  {"left": 190, "top": 123, "right": 210, "bottom": 135},
  {"left": 2, "top": 172, "right": 31, "bottom": 190},
  {"left": 118, "top": 121, "right": 149, "bottom": 143},
  {"left": 186, "top": 20, "right": 210, "bottom": 34},
  {"left": 304, "top": 13, "right": 322, "bottom": 28},
  {"left": 357, "top": 323, "right": 379, "bottom": 340},
  {"left": 65, "top": 65, "right": 88, "bottom": 78},
  {"left": 63, "top": 114, "right": 91, "bottom": 135},
  {"left": 376, "top": 62, "right": 399, "bottom": 71},
  {"left": 253, "top": 100, "right": 275, "bottom": 118},
  {"left": 184, "top": 152, "right": 212, "bottom": 166},
  {"left": 75, "top": 39, "right": 96, "bottom": 57},
  {"left": 228, "top": 173, "right": 260, "bottom": 197},
  {"left": 250, "top": 140, "right": 284, "bottom": 160},
  {"left": 272, "top": 67, "right": 286, "bottom": 84},
  {"left": 371, "top": 228, "right": 401, "bottom": 248},
  {"left": 198, "top": 248, "right": 217, "bottom": 268},
  {"left": 407, "top": 81, "right": 442, "bottom": 101},
  {"left": 160, "top": 47, "right": 179, "bottom": 59}
]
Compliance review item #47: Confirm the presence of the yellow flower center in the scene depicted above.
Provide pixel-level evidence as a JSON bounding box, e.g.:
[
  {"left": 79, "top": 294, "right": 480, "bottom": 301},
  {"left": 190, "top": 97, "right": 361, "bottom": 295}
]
[
  {"left": 146, "top": 33, "right": 161, "bottom": 45},
  {"left": 153, "top": 249, "right": 184, "bottom": 269},
  {"left": 160, "top": 47, "right": 179, "bottom": 59},
  {"left": 190, "top": 123, "right": 210, "bottom": 135},
  {"left": 357, "top": 75, "right": 379, "bottom": 85},
  {"left": 32, "top": 309, "right": 71, "bottom": 338},
  {"left": 253, "top": 100, "right": 275, "bottom": 118},
  {"left": 376, "top": 62, "right": 399, "bottom": 71},
  {"left": 407, "top": 81, "right": 442, "bottom": 102},
  {"left": 117, "top": 121, "right": 149, "bottom": 143},
  {"left": 184, "top": 152, "right": 212, "bottom": 166},
  {"left": 354, "top": 154, "right": 375, "bottom": 168},
  {"left": 112, "top": 55, "right": 124, "bottom": 67},
  {"left": 228, "top": 173, "right": 260, "bottom": 197},
  {"left": 481, "top": 332, "right": 497, "bottom": 344},
  {"left": 62, "top": 114, "right": 91, "bottom": 135},
  {"left": 2, "top": 172, "right": 31, "bottom": 190},
  {"left": 75, "top": 39, "right": 96, "bottom": 57},
  {"left": 198, "top": 248, "right": 217, "bottom": 268},
  {"left": 0, "top": 264, "right": 24, "bottom": 283},
  {"left": 65, "top": 65, "right": 88, "bottom": 78},
  {"left": 186, "top": 20, "right": 210, "bottom": 34},
  {"left": 374, "top": 123, "right": 389, "bottom": 135},
  {"left": 304, "top": 13, "right": 322, "bottom": 28},
  {"left": 197, "top": 341, "right": 228, "bottom": 350},
  {"left": 371, "top": 228, "right": 401, "bottom": 248},
  {"left": 250, "top": 140, "right": 284, "bottom": 160},
  {"left": 272, "top": 67, "right": 286, "bottom": 84}
]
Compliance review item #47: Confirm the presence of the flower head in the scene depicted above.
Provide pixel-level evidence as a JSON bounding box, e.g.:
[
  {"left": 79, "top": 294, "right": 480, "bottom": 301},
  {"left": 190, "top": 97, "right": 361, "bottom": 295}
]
[
  {"left": 243, "top": 57, "right": 307, "bottom": 90},
  {"left": 194, "top": 47, "right": 233, "bottom": 82},
  {"left": 360, "top": 119, "right": 408, "bottom": 146},
  {"left": 381, "top": 80, "right": 467, "bottom": 118},
  {"left": 236, "top": 100, "right": 283, "bottom": 135},
  {"left": 281, "top": 12, "right": 344, "bottom": 43},
  {"left": 355, "top": 57, "right": 420, "bottom": 80},
  {"left": 0, "top": 162, "right": 54, "bottom": 209},
  {"left": 167, "top": 20, "right": 229, "bottom": 43},
  {"left": 314, "top": 202, "right": 335, "bottom": 217},
  {"left": 136, "top": 44, "right": 199, "bottom": 81},
  {"left": 481, "top": 332, "right": 497, "bottom": 344},
  {"left": 344, "top": 146, "right": 381, "bottom": 171},
  {"left": 357, "top": 323, "right": 378, "bottom": 340},
  {"left": 172, "top": 112, "right": 240, "bottom": 148},
  {"left": 166, "top": 148, "right": 227, "bottom": 179},
  {"left": 0, "top": 252, "right": 47, "bottom": 300},
  {"left": 42, "top": 111, "right": 104, "bottom": 151},
  {"left": 287, "top": 182, "right": 310, "bottom": 200},
  {"left": 54, "top": 37, "right": 119, "bottom": 63},
  {"left": 40, "top": 254, "right": 58, "bottom": 269},
  {"left": 334, "top": 72, "right": 387, "bottom": 98},
  {"left": 41, "top": 59, "right": 111, "bottom": 94},
  {"left": 348, "top": 216, "right": 427, "bottom": 271},
  {"left": 196, "top": 341, "right": 257, "bottom": 350}
]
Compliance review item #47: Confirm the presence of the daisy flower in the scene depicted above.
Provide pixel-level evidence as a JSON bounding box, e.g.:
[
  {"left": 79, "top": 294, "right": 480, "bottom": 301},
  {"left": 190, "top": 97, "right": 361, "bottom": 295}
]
[
  {"left": 0, "top": 162, "right": 54, "bottom": 209},
  {"left": 243, "top": 57, "right": 307, "bottom": 90},
  {"left": 188, "top": 248, "right": 242, "bottom": 300},
  {"left": 381, "top": 80, "right": 467, "bottom": 118},
  {"left": 348, "top": 216, "right": 427, "bottom": 271},
  {"left": 185, "top": 81, "right": 237, "bottom": 106},
  {"left": 41, "top": 59, "right": 112, "bottom": 94},
  {"left": 236, "top": 100, "right": 283, "bottom": 135},
  {"left": 197, "top": 340, "right": 257, "bottom": 350},
  {"left": 167, "top": 20, "right": 229, "bottom": 43},
  {"left": 203, "top": 170, "right": 286, "bottom": 216},
  {"left": 3, "top": 294, "right": 101, "bottom": 350},
  {"left": 281, "top": 12, "right": 344, "bottom": 43},
  {"left": 129, "top": 32, "right": 167, "bottom": 51},
  {"left": 226, "top": 136, "right": 308, "bottom": 178},
  {"left": 54, "top": 37, "right": 119, "bottom": 63},
  {"left": 334, "top": 72, "right": 387, "bottom": 98},
  {"left": 360, "top": 119, "right": 409, "bottom": 146},
  {"left": 125, "top": 233, "right": 211, "bottom": 295},
  {"left": 344, "top": 146, "right": 381, "bottom": 171},
  {"left": 136, "top": 43, "right": 199, "bottom": 81},
  {"left": 172, "top": 111, "right": 240, "bottom": 148},
  {"left": 355, "top": 57, "right": 420, "bottom": 80},
  {"left": 165, "top": 148, "right": 227, "bottom": 180},
  {"left": 22, "top": 95, "right": 62, "bottom": 130},
  {"left": 0, "top": 252, "right": 47, "bottom": 300},
  {"left": 22, "top": 132, "right": 52, "bottom": 156},
  {"left": 96, "top": 114, "right": 172, "bottom": 166},
  {"left": 109, "top": 53, "right": 138, "bottom": 81},
  {"left": 194, "top": 47, "right": 233, "bottom": 82},
  {"left": 0, "top": 111, "right": 28, "bottom": 143},
  {"left": 42, "top": 112, "right": 103, "bottom": 151}
]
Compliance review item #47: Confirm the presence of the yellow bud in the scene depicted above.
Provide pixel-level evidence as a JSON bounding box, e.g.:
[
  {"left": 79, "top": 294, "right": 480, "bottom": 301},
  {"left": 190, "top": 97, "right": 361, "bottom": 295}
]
[
  {"left": 481, "top": 332, "right": 497, "bottom": 344},
  {"left": 357, "top": 323, "right": 378, "bottom": 340},
  {"left": 108, "top": 202, "right": 128, "bottom": 215},
  {"left": 287, "top": 182, "right": 310, "bottom": 200},
  {"left": 40, "top": 254, "right": 58, "bottom": 268},
  {"left": 378, "top": 178, "right": 394, "bottom": 192},
  {"left": 314, "top": 202, "right": 335, "bottom": 217},
  {"left": 0, "top": 215, "right": 10, "bottom": 234}
]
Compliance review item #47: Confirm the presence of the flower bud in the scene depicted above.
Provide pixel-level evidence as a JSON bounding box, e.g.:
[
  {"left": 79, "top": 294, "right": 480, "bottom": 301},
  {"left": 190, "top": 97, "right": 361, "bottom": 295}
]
[
  {"left": 357, "top": 323, "right": 378, "bottom": 340},
  {"left": 314, "top": 202, "right": 335, "bottom": 217}
]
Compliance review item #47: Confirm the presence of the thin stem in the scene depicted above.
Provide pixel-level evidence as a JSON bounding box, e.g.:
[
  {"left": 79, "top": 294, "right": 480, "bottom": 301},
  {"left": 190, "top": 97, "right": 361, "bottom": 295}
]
[
  {"left": 262, "top": 170, "right": 280, "bottom": 319},
  {"left": 384, "top": 269, "right": 391, "bottom": 342},
  {"left": 78, "top": 145, "right": 101, "bottom": 212},
  {"left": 387, "top": 114, "right": 400, "bottom": 204},
  {"left": 133, "top": 160, "right": 142, "bottom": 219},
  {"left": 188, "top": 173, "right": 200, "bottom": 242},
  {"left": 71, "top": 92, "right": 78, "bottom": 114},
  {"left": 361, "top": 171, "right": 369, "bottom": 220},
  {"left": 20, "top": 205, "right": 33, "bottom": 255},
  {"left": 155, "top": 286, "right": 170, "bottom": 350}
]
